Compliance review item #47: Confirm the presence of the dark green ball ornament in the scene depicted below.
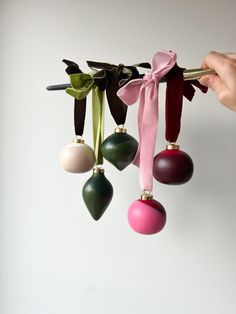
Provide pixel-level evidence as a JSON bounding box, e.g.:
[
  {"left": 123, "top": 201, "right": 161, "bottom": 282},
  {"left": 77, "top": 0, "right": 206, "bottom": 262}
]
[
  {"left": 101, "top": 128, "right": 138, "bottom": 171},
  {"left": 82, "top": 167, "right": 113, "bottom": 220}
]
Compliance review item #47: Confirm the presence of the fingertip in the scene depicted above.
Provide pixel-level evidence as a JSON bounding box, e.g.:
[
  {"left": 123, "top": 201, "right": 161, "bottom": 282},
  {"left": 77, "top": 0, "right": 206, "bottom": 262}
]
[
  {"left": 208, "top": 50, "right": 219, "bottom": 56},
  {"left": 200, "top": 51, "right": 220, "bottom": 69},
  {"left": 199, "top": 76, "right": 209, "bottom": 87}
]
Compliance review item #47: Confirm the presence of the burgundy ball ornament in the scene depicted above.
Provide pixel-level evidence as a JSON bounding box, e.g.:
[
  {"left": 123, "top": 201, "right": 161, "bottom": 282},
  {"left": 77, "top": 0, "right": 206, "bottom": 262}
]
[
  {"left": 153, "top": 143, "right": 194, "bottom": 185},
  {"left": 60, "top": 138, "right": 95, "bottom": 173},
  {"left": 128, "top": 193, "right": 166, "bottom": 235}
]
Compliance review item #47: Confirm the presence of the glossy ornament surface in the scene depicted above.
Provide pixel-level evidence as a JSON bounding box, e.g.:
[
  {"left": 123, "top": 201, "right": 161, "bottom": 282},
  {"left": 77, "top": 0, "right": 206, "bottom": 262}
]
[
  {"left": 60, "top": 140, "right": 95, "bottom": 173},
  {"left": 153, "top": 144, "right": 194, "bottom": 185},
  {"left": 101, "top": 128, "right": 138, "bottom": 171},
  {"left": 82, "top": 168, "right": 113, "bottom": 220},
  {"left": 128, "top": 195, "right": 166, "bottom": 235}
]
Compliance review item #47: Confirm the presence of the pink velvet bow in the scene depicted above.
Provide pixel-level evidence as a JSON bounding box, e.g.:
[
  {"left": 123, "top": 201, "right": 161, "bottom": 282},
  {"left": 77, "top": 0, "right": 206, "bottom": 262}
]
[{"left": 117, "top": 51, "right": 176, "bottom": 192}]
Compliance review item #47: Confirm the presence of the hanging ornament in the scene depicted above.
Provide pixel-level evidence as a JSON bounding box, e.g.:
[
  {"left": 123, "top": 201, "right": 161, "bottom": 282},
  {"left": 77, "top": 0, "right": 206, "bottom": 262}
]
[
  {"left": 47, "top": 52, "right": 211, "bottom": 234},
  {"left": 118, "top": 50, "right": 176, "bottom": 234},
  {"left": 82, "top": 82, "right": 113, "bottom": 220},
  {"left": 60, "top": 60, "right": 95, "bottom": 173},
  {"left": 65, "top": 68, "right": 113, "bottom": 220},
  {"left": 153, "top": 143, "right": 193, "bottom": 184},
  {"left": 153, "top": 64, "right": 207, "bottom": 185},
  {"left": 60, "top": 137, "right": 95, "bottom": 173},
  {"left": 128, "top": 192, "right": 166, "bottom": 235},
  {"left": 87, "top": 61, "right": 149, "bottom": 170},
  {"left": 101, "top": 127, "right": 138, "bottom": 170},
  {"left": 83, "top": 167, "right": 113, "bottom": 220}
]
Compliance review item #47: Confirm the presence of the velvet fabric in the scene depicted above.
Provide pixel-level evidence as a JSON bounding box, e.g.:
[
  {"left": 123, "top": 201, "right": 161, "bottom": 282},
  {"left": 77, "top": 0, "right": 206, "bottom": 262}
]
[
  {"left": 63, "top": 59, "right": 86, "bottom": 137},
  {"left": 165, "top": 64, "right": 208, "bottom": 142},
  {"left": 117, "top": 51, "right": 176, "bottom": 192},
  {"left": 64, "top": 70, "right": 105, "bottom": 166},
  {"left": 87, "top": 61, "right": 150, "bottom": 126}
]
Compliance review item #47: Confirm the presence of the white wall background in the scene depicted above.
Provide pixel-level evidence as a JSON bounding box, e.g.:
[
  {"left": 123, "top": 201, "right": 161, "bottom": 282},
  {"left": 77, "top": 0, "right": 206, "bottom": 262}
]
[{"left": 1, "top": 0, "right": 236, "bottom": 313}]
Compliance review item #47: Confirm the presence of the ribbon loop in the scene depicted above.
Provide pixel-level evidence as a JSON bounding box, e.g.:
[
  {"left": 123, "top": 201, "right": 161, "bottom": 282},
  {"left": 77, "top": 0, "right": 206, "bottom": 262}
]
[
  {"left": 63, "top": 59, "right": 82, "bottom": 74},
  {"left": 66, "top": 73, "right": 94, "bottom": 100},
  {"left": 184, "top": 79, "right": 208, "bottom": 101}
]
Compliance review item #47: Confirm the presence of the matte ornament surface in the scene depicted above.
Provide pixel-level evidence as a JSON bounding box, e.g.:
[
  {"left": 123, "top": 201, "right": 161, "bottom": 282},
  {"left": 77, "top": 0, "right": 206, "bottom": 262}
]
[
  {"left": 153, "top": 149, "right": 194, "bottom": 185},
  {"left": 101, "top": 132, "right": 138, "bottom": 170},
  {"left": 60, "top": 142, "right": 95, "bottom": 173},
  {"left": 128, "top": 199, "right": 166, "bottom": 235},
  {"left": 82, "top": 172, "right": 113, "bottom": 220}
]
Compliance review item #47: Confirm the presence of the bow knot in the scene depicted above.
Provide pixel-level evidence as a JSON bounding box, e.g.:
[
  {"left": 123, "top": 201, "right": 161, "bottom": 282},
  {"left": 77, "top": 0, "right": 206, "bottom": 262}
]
[
  {"left": 117, "top": 51, "right": 176, "bottom": 192},
  {"left": 144, "top": 71, "right": 159, "bottom": 84},
  {"left": 117, "top": 64, "right": 125, "bottom": 72},
  {"left": 86, "top": 60, "right": 150, "bottom": 125}
]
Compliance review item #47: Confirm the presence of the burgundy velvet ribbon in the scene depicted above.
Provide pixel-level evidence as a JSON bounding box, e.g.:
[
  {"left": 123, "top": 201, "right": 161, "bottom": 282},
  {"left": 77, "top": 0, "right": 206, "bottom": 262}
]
[
  {"left": 63, "top": 59, "right": 86, "bottom": 137},
  {"left": 165, "top": 64, "right": 208, "bottom": 143},
  {"left": 87, "top": 61, "right": 151, "bottom": 126}
]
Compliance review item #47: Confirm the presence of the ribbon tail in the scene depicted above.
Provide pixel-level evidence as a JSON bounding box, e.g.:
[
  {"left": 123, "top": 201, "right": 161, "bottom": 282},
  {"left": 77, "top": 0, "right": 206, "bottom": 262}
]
[
  {"left": 74, "top": 98, "right": 86, "bottom": 136},
  {"left": 191, "top": 80, "right": 208, "bottom": 93},
  {"left": 106, "top": 72, "right": 127, "bottom": 125},
  {"left": 92, "top": 87, "right": 104, "bottom": 165},
  {"left": 184, "top": 79, "right": 208, "bottom": 101},
  {"left": 139, "top": 85, "right": 159, "bottom": 192},
  {"left": 165, "top": 66, "right": 184, "bottom": 142},
  {"left": 132, "top": 89, "right": 145, "bottom": 167}
]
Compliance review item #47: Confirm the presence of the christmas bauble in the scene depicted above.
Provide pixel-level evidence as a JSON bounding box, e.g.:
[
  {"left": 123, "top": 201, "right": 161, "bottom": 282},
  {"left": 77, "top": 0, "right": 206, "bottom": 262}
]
[
  {"left": 101, "top": 128, "right": 138, "bottom": 171},
  {"left": 128, "top": 194, "right": 166, "bottom": 235},
  {"left": 153, "top": 143, "right": 193, "bottom": 185},
  {"left": 60, "top": 139, "right": 95, "bottom": 173},
  {"left": 82, "top": 168, "right": 113, "bottom": 220}
]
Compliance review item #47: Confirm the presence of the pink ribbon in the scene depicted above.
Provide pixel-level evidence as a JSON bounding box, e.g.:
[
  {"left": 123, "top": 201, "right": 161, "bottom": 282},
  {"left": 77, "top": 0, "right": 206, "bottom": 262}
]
[{"left": 117, "top": 51, "right": 176, "bottom": 192}]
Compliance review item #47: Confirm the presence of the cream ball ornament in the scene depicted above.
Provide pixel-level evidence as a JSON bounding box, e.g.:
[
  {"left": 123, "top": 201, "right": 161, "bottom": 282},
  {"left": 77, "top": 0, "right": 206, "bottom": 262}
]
[{"left": 60, "top": 138, "right": 95, "bottom": 173}]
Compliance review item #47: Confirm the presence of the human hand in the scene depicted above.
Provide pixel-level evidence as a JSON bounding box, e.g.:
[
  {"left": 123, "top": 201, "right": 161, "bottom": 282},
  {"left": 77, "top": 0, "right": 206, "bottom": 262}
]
[{"left": 199, "top": 51, "right": 236, "bottom": 111}]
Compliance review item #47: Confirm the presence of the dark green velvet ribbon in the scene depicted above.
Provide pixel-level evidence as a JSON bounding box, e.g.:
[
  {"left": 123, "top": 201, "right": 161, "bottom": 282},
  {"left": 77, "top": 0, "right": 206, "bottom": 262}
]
[
  {"left": 63, "top": 59, "right": 86, "bottom": 137},
  {"left": 86, "top": 61, "right": 151, "bottom": 126}
]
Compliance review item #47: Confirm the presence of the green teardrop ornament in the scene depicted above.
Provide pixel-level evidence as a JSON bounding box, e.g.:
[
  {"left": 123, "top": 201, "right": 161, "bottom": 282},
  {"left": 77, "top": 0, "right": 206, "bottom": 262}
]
[
  {"left": 82, "top": 169, "right": 113, "bottom": 220},
  {"left": 101, "top": 128, "right": 138, "bottom": 171}
]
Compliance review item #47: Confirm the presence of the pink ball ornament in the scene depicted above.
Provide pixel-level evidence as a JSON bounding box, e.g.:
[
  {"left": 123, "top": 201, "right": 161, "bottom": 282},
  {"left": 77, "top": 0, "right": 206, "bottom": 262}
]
[{"left": 128, "top": 194, "right": 166, "bottom": 235}]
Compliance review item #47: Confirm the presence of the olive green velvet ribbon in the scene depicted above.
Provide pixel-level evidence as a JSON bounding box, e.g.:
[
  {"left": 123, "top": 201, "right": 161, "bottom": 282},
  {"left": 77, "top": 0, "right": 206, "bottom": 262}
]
[{"left": 66, "top": 72, "right": 104, "bottom": 165}]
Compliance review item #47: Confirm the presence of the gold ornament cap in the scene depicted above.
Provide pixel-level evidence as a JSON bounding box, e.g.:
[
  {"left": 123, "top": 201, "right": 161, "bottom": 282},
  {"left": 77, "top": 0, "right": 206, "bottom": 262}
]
[
  {"left": 93, "top": 167, "right": 104, "bottom": 174},
  {"left": 166, "top": 143, "right": 180, "bottom": 150},
  {"left": 141, "top": 192, "right": 153, "bottom": 200},
  {"left": 115, "top": 127, "right": 127, "bottom": 134},
  {"left": 73, "top": 138, "right": 85, "bottom": 144}
]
